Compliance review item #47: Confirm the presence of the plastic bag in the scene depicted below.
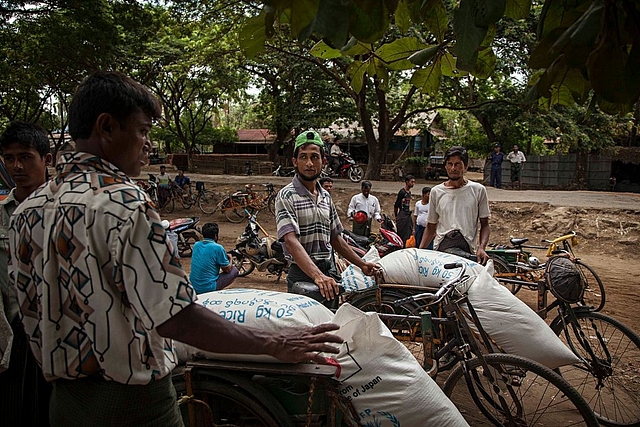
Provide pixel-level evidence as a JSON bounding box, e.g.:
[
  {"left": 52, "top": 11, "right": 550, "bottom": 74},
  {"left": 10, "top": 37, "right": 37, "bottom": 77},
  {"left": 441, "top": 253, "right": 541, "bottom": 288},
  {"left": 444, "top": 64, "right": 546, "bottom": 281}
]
[{"left": 405, "top": 234, "right": 416, "bottom": 248}]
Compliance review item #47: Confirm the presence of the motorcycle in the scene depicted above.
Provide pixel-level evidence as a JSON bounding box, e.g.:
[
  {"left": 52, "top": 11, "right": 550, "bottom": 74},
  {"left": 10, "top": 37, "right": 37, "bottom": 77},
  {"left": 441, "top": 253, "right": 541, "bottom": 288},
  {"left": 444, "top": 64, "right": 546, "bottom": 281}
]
[
  {"left": 163, "top": 216, "right": 202, "bottom": 257},
  {"left": 136, "top": 173, "right": 159, "bottom": 204},
  {"left": 342, "top": 214, "right": 404, "bottom": 258},
  {"left": 228, "top": 213, "right": 291, "bottom": 281},
  {"left": 321, "top": 152, "right": 364, "bottom": 183},
  {"left": 272, "top": 164, "right": 295, "bottom": 177}
]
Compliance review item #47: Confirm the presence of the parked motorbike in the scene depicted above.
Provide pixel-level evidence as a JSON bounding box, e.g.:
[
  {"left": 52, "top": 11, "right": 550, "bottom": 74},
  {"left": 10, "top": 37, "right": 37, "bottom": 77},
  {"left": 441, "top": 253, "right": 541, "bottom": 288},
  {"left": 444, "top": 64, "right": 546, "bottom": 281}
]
[
  {"left": 228, "top": 214, "right": 290, "bottom": 281},
  {"left": 272, "top": 164, "right": 295, "bottom": 177},
  {"left": 321, "top": 152, "right": 364, "bottom": 183},
  {"left": 163, "top": 216, "right": 202, "bottom": 257},
  {"left": 136, "top": 173, "right": 159, "bottom": 204},
  {"left": 342, "top": 214, "right": 404, "bottom": 258}
]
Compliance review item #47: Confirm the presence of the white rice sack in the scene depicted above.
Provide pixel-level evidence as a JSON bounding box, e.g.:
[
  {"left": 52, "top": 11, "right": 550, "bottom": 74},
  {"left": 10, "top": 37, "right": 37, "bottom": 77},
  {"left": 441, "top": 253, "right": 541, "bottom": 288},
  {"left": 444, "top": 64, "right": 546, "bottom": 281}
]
[
  {"left": 174, "top": 288, "right": 334, "bottom": 363},
  {"left": 466, "top": 262, "right": 581, "bottom": 369},
  {"left": 341, "top": 247, "right": 380, "bottom": 293},
  {"left": 325, "top": 304, "right": 469, "bottom": 427},
  {"left": 378, "top": 248, "right": 482, "bottom": 289}
]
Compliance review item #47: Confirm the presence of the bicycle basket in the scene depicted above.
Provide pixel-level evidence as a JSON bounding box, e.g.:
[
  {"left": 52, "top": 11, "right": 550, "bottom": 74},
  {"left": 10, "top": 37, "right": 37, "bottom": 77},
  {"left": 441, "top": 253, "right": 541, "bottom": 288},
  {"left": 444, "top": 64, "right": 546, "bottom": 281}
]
[{"left": 545, "top": 256, "right": 584, "bottom": 303}]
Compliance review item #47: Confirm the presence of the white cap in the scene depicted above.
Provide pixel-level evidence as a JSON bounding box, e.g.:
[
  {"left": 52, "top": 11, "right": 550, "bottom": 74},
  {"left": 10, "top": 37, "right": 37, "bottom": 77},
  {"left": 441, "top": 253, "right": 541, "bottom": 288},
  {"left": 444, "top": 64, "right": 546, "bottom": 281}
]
[{"left": 161, "top": 220, "right": 170, "bottom": 229}]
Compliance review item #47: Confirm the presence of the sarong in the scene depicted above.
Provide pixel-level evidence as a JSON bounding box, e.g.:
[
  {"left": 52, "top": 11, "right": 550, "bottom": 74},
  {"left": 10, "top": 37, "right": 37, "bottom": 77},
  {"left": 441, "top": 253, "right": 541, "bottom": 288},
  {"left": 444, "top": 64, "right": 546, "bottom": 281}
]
[
  {"left": 510, "top": 162, "right": 522, "bottom": 182},
  {"left": 396, "top": 210, "right": 413, "bottom": 245}
]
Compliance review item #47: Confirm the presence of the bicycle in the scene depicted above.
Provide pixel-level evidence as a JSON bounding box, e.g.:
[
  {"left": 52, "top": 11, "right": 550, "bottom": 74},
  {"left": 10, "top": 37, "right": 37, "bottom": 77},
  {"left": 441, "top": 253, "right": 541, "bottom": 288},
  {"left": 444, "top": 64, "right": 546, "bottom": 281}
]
[
  {"left": 348, "top": 262, "right": 599, "bottom": 426},
  {"left": 215, "top": 183, "right": 277, "bottom": 223},
  {"left": 488, "top": 231, "right": 606, "bottom": 312},
  {"left": 537, "top": 256, "right": 640, "bottom": 426}
]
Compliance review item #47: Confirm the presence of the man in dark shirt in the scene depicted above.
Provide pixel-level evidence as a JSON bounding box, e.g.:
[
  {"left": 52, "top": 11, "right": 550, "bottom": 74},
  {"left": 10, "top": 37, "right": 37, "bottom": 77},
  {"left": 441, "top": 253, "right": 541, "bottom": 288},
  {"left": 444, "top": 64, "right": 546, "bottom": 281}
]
[
  {"left": 393, "top": 174, "right": 415, "bottom": 245},
  {"left": 489, "top": 144, "right": 505, "bottom": 189}
]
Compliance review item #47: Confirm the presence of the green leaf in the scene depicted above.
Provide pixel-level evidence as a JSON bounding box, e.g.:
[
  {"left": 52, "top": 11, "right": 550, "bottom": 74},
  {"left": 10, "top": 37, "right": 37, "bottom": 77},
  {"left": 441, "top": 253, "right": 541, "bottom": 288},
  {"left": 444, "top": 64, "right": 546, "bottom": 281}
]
[
  {"left": 369, "top": 60, "right": 390, "bottom": 91},
  {"left": 310, "top": 40, "right": 343, "bottom": 59},
  {"left": 537, "top": 0, "right": 591, "bottom": 39},
  {"left": 347, "top": 60, "right": 368, "bottom": 93},
  {"left": 239, "top": 14, "right": 266, "bottom": 59},
  {"left": 505, "top": 0, "right": 531, "bottom": 20},
  {"left": 587, "top": 29, "right": 632, "bottom": 104},
  {"left": 529, "top": 28, "right": 566, "bottom": 69},
  {"left": 341, "top": 38, "right": 373, "bottom": 56},
  {"left": 474, "top": 0, "right": 507, "bottom": 27},
  {"left": 441, "top": 52, "right": 469, "bottom": 77},
  {"left": 550, "top": 1, "right": 604, "bottom": 68},
  {"left": 313, "top": 0, "right": 349, "bottom": 48},
  {"left": 411, "top": 61, "right": 442, "bottom": 95},
  {"left": 549, "top": 84, "right": 576, "bottom": 107},
  {"left": 395, "top": 0, "right": 412, "bottom": 34},
  {"left": 625, "top": 42, "right": 640, "bottom": 102},
  {"left": 424, "top": 0, "right": 448, "bottom": 43},
  {"left": 374, "top": 37, "right": 426, "bottom": 70},
  {"left": 288, "top": 0, "right": 320, "bottom": 39},
  {"left": 349, "top": 0, "right": 391, "bottom": 43},
  {"left": 408, "top": 45, "right": 439, "bottom": 66},
  {"left": 453, "top": 0, "right": 488, "bottom": 71},
  {"left": 596, "top": 97, "right": 633, "bottom": 115},
  {"left": 556, "top": 67, "right": 590, "bottom": 104},
  {"left": 472, "top": 47, "right": 496, "bottom": 79}
]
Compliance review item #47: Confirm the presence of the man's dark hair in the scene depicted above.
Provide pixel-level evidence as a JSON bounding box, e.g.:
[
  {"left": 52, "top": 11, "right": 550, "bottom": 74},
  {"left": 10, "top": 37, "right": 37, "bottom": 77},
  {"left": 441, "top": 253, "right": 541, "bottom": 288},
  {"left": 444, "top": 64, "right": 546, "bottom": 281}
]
[
  {"left": 361, "top": 180, "right": 372, "bottom": 188},
  {"left": 0, "top": 121, "right": 50, "bottom": 157},
  {"left": 68, "top": 71, "right": 162, "bottom": 141},
  {"left": 444, "top": 146, "right": 469, "bottom": 166},
  {"left": 422, "top": 186, "right": 431, "bottom": 195},
  {"left": 319, "top": 177, "right": 333, "bottom": 185},
  {"left": 202, "top": 223, "right": 219, "bottom": 240},
  {"left": 404, "top": 174, "right": 415, "bottom": 183}
]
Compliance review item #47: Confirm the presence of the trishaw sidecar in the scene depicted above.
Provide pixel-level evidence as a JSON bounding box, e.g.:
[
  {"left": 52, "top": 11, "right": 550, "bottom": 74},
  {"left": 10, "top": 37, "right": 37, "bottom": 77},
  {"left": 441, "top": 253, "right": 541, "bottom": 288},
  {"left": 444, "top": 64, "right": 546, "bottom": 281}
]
[
  {"left": 424, "top": 155, "right": 445, "bottom": 180},
  {"left": 172, "top": 359, "right": 360, "bottom": 427}
]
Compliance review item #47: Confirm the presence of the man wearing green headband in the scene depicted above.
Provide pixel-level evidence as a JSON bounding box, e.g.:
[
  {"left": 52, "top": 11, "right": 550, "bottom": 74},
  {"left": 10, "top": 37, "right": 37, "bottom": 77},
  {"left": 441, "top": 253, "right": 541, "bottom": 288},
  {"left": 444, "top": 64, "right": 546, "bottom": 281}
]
[{"left": 275, "top": 130, "right": 377, "bottom": 301}]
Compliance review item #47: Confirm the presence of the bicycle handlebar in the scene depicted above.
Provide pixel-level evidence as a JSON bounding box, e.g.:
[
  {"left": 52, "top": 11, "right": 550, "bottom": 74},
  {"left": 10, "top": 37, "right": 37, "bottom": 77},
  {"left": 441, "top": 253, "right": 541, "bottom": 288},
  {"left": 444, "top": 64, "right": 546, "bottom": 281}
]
[{"left": 393, "top": 262, "right": 467, "bottom": 307}]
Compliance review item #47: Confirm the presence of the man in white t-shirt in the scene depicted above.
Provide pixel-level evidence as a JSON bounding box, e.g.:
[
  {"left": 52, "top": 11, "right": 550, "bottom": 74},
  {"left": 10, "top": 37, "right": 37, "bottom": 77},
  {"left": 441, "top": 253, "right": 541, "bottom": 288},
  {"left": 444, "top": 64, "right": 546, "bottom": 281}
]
[
  {"left": 418, "top": 146, "right": 491, "bottom": 264},
  {"left": 506, "top": 144, "right": 526, "bottom": 190},
  {"left": 346, "top": 181, "right": 382, "bottom": 237},
  {"left": 413, "top": 186, "right": 432, "bottom": 250},
  {"left": 329, "top": 140, "right": 344, "bottom": 176}
]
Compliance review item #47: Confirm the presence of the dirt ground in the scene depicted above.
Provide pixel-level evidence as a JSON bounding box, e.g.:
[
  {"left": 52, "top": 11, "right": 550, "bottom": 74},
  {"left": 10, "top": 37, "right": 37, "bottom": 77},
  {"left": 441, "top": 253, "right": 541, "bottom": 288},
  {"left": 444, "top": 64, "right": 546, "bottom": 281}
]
[{"left": 162, "top": 176, "right": 640, "bottom": 334}]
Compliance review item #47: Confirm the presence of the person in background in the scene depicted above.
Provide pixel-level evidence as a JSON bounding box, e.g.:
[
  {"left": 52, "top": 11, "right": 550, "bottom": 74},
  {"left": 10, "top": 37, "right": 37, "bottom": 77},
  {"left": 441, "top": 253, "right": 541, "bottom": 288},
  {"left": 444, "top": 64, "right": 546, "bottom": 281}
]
[
  {"left": 413, "top": 186, "right": 432, "bottom": 250},
  {"left": 8, "top": 71, "right": 343, "bottom": 427},
  {"left": 190, "top": 223, "right": 238, "bottom": 294},
  {"left": 157, "top": 164, "right": 170, "bottom": 203},
  {"left": 488, "top": 143, "right": 505, "bottom": 189},
  {"left": 394, "top": 174, "right": 415, "bottom": 245},
  {"left": 276, "top": 130, "right": 377, "bottom": 301},
  {"left": 329, "top": 138, "right": 344, "bottom": 176},
  {"left": 0, "top": 121, "right": 52, "bottom": 426},
  {"left": 418, "top": 146, "right": 490, "bottom": 265},
  {"left": 174, "top": 169, "right": 192, "bottom": 203},
  {"left": 346, "top": 180, "right": 382, "bottom": 238},
  {"left": 319, "top": 176, "right": 334, "bottom": 194},
  {"left": 506, "top": 144, "right": 526, "bottom": 190}
]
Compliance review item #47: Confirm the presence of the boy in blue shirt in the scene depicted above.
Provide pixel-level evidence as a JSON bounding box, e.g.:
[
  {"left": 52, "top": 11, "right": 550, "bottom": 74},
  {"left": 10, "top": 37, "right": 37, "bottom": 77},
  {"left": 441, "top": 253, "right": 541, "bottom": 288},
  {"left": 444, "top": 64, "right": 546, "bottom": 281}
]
[{"left": 190, "top": 223, "right": 239, "bottom": 294}]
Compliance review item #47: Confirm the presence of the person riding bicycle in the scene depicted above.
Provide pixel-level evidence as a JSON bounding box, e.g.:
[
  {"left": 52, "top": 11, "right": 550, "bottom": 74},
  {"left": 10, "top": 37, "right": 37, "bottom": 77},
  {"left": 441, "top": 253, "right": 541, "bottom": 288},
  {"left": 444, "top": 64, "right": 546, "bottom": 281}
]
[
  {"left": 275, "top": 130, "right": 377, "bottom": 301},
  {"left": 418, "top": 145, "right": 491, "bottom": 265}
]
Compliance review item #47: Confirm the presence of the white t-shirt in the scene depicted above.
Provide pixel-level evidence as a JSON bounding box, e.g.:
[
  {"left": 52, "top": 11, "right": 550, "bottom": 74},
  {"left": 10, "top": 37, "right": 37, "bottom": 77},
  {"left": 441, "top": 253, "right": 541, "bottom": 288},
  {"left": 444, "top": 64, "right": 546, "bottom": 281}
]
[
  {"left": 507, "top": 151, "right": 526, "bottom": 164},
  {"left": 427, "top": 180, "right": 491, "bottom": 252},
  {"left": 414, "top": 200, "right": 429, "bottom": 227},
  {"left": 330, "top": 144, "right": 342, "bottom": 157}
]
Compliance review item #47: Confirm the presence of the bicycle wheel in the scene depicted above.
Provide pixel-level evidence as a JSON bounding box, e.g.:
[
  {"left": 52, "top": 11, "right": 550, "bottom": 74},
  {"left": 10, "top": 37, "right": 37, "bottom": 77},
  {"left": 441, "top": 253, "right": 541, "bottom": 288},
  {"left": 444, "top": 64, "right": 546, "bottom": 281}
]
[
  {"left": 173, "top": 377, "right": 293, "bottom": 427},
  {"left": 490, "top": 255, "right": 521, "bottom": 294},
  {"left": 198, "top": 190, "right": 218, "bottom": 214},
  {"left": 575, "top": 260, "right": 606, "bottom": 312},
  {"left": 443, "top": 353, "right": 599, "bottom": 427},
  {"left": 230, "top": 252, "right": 255, "bottom": 277},
  {"left": 349, "top": 288, "right": 426, "bottom": 367},
  {"left": 178, "top": 231, "right": 201, "bottom": 258},
  {"left": 551, "top": 310, "right": 640, "bottom": 426},
  {"left": 223, "top": 198, "right": 246, "bottom": 223},
  {"left": 267, "top": 195, "right": 276, "bottom": 215},
  {"left": 163, "top": 196, "right": 175, "bottom": 214}
]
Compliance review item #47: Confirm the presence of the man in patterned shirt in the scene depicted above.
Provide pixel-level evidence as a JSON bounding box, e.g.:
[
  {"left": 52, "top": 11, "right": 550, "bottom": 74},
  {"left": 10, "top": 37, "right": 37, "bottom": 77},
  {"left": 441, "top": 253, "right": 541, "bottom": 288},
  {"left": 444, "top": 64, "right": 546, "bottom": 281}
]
[
  {"left": 276, "top": 130, "right": 377, "bottom": 301},
  {"left": 8, "top": 72, "right": 343, "bottom": 427}
]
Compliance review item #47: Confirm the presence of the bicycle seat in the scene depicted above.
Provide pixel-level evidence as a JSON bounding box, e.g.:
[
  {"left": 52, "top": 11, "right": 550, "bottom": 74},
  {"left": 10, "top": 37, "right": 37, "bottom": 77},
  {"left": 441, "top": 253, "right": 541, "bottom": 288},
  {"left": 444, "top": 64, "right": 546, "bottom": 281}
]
[
  {"left": 343, "top": 229, "right": 370, "bottom": 247},
  {"left": 510, "top": 237, "right": 529, "bottom": 246}
]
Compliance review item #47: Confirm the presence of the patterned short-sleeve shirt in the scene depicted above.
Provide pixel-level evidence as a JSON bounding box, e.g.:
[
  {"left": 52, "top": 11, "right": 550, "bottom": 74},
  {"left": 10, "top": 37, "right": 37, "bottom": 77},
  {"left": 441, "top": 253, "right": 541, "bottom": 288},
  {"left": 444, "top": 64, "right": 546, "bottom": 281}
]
[
  {"left": 8, "top": 152, "right": 195, "bottom": 384},
  {"left": 275, "top": 176, "right": 343, "bottom": 262}
]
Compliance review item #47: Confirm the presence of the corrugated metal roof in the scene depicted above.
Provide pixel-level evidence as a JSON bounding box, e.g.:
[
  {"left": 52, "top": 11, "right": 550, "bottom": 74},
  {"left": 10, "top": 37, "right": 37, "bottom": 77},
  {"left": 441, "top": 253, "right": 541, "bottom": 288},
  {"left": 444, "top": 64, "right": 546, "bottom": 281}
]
[{"left": 237, "top": 129, "right": 276, "bottom": 143}]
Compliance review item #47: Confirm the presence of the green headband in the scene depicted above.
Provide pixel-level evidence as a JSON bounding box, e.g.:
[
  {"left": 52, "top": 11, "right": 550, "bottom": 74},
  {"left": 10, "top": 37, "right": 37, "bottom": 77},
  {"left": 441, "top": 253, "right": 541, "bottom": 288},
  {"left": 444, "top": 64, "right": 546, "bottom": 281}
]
[{"left": 294, "top": 130, "right": 324, "bottom": 151}]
